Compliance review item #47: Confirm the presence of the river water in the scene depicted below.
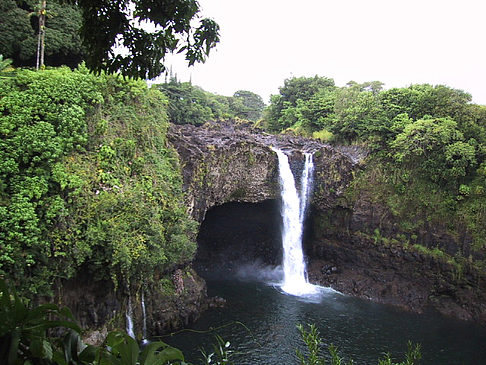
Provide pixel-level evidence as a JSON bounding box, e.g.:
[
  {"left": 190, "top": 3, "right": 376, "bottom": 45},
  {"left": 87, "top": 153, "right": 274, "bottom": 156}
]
[{"left": 164, "top": 272, "right": 486, "bottom": 365}]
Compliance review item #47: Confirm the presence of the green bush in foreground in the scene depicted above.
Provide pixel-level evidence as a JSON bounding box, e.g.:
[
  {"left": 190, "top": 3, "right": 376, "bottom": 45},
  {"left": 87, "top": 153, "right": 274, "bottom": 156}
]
[{"left": 297, "top": 324, "right": 421, "bottom": 365}]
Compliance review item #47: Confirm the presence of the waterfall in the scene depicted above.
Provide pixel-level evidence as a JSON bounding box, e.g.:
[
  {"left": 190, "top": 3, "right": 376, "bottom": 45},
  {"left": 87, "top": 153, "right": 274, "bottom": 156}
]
[
  {"left": 126, "top": 297, "right": 135, "bottom": 339},
  {"left": 299, "top": 153, "right": 314, "bottom": 225},
  {"left": 141, "top": 292, "right": 148, "bottom": 344},
  {"left": 273, "top": 148, "right": 318, "bottom": 296}
]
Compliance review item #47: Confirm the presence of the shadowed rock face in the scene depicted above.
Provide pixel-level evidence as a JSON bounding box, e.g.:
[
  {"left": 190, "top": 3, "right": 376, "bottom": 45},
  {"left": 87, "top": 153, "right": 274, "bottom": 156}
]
[
  {"left": 196, "top": 200, "right": 282, "bottom": 269},
  {"left": 168, "top": 121, "right": 358, "bottom": 222}
]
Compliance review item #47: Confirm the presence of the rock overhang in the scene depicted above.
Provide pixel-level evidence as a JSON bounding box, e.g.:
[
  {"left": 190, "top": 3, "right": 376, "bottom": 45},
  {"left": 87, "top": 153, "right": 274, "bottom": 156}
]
[{"left": 168, "top": 121, "right": 362, "bottom": 222}]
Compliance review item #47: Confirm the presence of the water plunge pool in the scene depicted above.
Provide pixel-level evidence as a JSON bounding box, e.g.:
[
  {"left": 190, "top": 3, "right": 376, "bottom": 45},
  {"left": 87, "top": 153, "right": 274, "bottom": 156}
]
[{"left": 164, "top": 272, "right": 486, "bottom": 364}]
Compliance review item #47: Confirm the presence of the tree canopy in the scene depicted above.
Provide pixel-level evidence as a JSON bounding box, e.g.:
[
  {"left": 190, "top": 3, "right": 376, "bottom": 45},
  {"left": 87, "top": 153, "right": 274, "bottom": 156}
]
[
  {"left": 72, "top": 0, "right": 220, "bottom": 79},
  {"left": 0, "top": 0, "right": 220, "bottom": 79},
  {"left": 156, "top": 79, "right": 264, "bottom": 125},
  {"left": 0, "top": 0, "right": 85, "bottom": 68}
]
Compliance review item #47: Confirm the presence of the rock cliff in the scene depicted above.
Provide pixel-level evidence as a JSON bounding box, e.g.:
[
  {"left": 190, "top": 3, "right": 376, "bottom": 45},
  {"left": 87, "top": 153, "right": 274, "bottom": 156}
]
[
  {"left": 69, "top": 119, "right": 486, "bottom": 340},
  {"left": 168, "top": 120, "right": 357, "bottom": 222},
  {"left": 169, "top": 120, "right": 486, "bottom": 325}
]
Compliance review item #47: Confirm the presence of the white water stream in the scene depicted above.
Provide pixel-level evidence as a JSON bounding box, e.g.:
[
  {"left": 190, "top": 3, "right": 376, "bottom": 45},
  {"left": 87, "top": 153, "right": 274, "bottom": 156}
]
[
  {"left": 141, "top": 292, "right": 149, "bottom": 344},
  {"left": 273, "top": 148, "right": 318, "bottom": 296},
  {"left": 126, "top": 297, "right": 135, "bottom": 338}
]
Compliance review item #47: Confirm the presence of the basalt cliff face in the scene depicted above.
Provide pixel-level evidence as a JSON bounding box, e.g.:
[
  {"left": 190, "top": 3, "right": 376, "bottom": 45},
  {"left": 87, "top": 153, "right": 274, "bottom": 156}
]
[
  {"left": 71, "top": 121, "right": 359, "bottom": 343},
  {"left": 170, "top": 121, "right": 486, "bottom": 325},
  {"left": 168, "top": 121, "right": 357, "bottom": 222},
  {"left": 60, "top": 266, "right": 209, "bottom": 345}
]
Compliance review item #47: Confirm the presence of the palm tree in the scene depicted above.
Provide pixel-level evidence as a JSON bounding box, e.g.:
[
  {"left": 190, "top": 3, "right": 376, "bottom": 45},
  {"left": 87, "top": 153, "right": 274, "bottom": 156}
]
[{"left": 36, "top": 1, "right": 47, "bottom": 70}]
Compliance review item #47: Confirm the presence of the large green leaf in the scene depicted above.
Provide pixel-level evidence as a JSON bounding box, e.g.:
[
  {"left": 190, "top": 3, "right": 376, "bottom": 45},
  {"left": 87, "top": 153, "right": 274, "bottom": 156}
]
[{"left": 139, "top": 341, "right": 184, "bottom": 365}]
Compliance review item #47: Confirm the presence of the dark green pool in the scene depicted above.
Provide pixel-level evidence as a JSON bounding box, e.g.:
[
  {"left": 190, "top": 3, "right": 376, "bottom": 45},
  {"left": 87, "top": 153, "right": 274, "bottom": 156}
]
[{"left": 163, "top": 273, "right": 486, "bottom": 364}]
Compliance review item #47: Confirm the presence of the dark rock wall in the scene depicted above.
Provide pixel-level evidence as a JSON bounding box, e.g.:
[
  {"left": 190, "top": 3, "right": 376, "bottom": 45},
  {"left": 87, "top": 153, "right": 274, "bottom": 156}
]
[
  {"left": 305, "top": 199, "right": 486, "bottom": 323},
  {"left": 59, "top": 267, "right": 208, "bottom": 343},
  {"left": 57, "top": 274, "right": 119, "bottom": 332},
  {"left": 168, "top": 122, "right": 356, "bottom": 222}
]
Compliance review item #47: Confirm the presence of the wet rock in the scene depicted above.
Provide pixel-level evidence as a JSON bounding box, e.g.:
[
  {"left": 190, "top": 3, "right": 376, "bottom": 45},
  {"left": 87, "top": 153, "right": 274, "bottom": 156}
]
[
  {"left": 307, "top": 237, "right": 486, "bottom": 324},
  {"left": 84, "top": 326, "right": 108, "bottom": 346},
  {"left": 57, "top": 267, "right": 210, "bottom": 338},
  {"left": 148, "top": 267, "right": 209, "bottom": 335},
  {"left": 208, "top": 296, "right": 226, "bottom": 308}
]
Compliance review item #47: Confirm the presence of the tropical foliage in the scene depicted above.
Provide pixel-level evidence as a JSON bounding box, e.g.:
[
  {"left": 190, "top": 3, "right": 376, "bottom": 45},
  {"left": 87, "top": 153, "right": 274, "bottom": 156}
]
[
  {"left": 0, "top": 0, "right": 220, "bottom": 78},
  {"left": 0, "top": 66, "right": 196, "bottom": 296},
  {"left": 264, "top": 75, "right": 486, "bottom": 259},
  {"left": 0, "top": 0, "right": 85, "bottom": 68},
  {"left": 70, "top": 0, "right": 220, "bottom": 79},
  {"left": 155, "top": 79, "right": 265, "bottom": 125}
]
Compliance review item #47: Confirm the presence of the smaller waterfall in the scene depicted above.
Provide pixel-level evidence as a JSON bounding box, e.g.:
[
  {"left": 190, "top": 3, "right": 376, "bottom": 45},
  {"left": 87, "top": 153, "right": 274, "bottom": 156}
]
[
  {"left": 273, "top": 148, "right": 318, "bottom": 296},
  {"left": 126, "top": 297, "right": 135, "bottom": 339},
  {"left": 141, "top": 292, "right": 148, "bottom": 344},
  {"left": 299, "top": 153, "right": 314, "bottom": 225}
]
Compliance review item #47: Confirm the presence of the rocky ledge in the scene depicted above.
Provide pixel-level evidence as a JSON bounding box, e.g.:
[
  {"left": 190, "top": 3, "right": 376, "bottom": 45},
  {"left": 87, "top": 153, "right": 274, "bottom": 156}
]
[
  {"left": 168, "top": 120, "right": 358, "bottom": 222},
  {"left": 307, "top": 237, "right": 486, "bottom": 323},
  {"left": 59, "top": 267, "right": 211, "bottom": 345}
]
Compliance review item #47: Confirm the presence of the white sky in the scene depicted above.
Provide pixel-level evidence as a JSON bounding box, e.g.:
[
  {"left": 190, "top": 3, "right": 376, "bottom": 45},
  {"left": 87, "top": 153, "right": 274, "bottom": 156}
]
[{"left": 160, "top": 0, "right": 486, "bottom": 105}]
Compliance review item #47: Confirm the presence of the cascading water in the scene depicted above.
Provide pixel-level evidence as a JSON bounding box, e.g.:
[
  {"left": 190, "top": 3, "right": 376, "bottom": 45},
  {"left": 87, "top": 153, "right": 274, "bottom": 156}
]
[
  {"left": 299, "top": 153, "right": 314, "bottom": 225},
  {"left": 141, "top": 292, "right": 148, "bottom": 344},
  {"left": 273, "top": 148, "right": 318, "bottom": 296},
  {"left": 126, "top": 297, "right": 135, "bottom": 339}
]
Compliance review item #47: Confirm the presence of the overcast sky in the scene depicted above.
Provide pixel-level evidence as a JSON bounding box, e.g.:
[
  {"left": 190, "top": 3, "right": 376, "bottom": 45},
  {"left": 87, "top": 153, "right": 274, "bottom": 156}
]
[{"left": 161, "top": 0, "right": 486, "bottom": 105}]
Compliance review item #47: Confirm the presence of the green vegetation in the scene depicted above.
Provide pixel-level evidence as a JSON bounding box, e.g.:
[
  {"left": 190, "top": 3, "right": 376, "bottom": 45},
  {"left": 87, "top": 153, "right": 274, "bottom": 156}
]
[
  {"left": 231, "top": 90, "right": 266, "bottom": 121},
  {"left": 297, "top": 324, "right": 421, "bottom": 365},
  {"left": 0, "top": 0, "right": 219, "bottom": 79},
  {"left": 0, "top": 0, "right": 85, "bottom": 68},
  {"left": 70, "top": 0, "right": 219, "bottom": 79},
  {"left": 0, "top": 66, "right": 197, "bottom": 296},
  {"left": 264, "top": 75, "right": 486, "bottom": 261},
  {"left": 264, "top": 76, "right": 336, "bottom": 135},
  {"left": 155, "top": 79, "right": 265, "bottom": 125}
]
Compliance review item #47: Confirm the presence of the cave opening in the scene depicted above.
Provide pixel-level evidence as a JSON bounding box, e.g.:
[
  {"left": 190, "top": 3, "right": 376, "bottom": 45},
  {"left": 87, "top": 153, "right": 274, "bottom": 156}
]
[
  {"left": 195, "top": 199, "right": 316, "bottom": 280},
  {"left": 195, "top": 200, "right": 282, "bottom": 276}
]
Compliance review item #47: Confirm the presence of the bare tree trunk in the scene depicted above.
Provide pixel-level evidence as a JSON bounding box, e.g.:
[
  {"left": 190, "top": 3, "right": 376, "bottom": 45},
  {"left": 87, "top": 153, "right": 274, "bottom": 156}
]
[{"left": 36, "top": 1, "right": 46, "bottom": 70}]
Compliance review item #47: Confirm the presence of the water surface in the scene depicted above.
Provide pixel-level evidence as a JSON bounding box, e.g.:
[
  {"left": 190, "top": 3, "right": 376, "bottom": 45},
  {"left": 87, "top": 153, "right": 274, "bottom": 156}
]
[{"left": 163, "top": 274, "right": 486, "bottom": 365}]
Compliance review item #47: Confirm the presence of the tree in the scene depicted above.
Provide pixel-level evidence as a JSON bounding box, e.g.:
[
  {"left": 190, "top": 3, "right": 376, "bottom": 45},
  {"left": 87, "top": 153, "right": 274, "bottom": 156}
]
[
  {"left": 390, "top": 116, "right": 477, "bottom": 184},
  {"left": 232, "top": 90, "right": 265, "bottom": 121},
  {"left": 157, "top": 80, "right": 230, "bottom": 125},
  {"left": 380, "top": 84, "right": 472, "bottom": 124},
  {"left": 36, "top": 1, "right": 46, "bottom": 69},
  {"left": 0, "top": 0, "right": 85, "bottom": 68},
  {"left": 264, "top": 76, "right": 335, "bottom": 132},
  {"left": 0, "top": 0, "right": 220, "bottom": 79},
  {"left": 72, "top": 0, "right": 220, "bottom": 79},
  {"left": 331, "top": 82, "right": 387, "bottom": 142}
]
